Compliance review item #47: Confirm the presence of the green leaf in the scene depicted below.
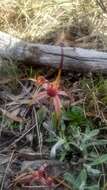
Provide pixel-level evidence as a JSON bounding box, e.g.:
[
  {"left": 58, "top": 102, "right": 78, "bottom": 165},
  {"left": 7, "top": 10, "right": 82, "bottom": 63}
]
[
  {"left": 84, "top": 185, "right": 99, "bottom": 190},
  {"left": 75, "top": 169, "right": 87, "bottom": 190},
  {"left": 64, "top": 106, "right": 87, "bottom": 125},
  {"left": 50, "top": 138, "right": 65, "bottom": 158},
  {"left": 90, "top": 154, "right": 107, "bottom": 166},
  {"left": 84, "top": 140, "right": 107, "bottom": 148},
  {"left": 84, "top": 164, "right": 100, "bottom": 176},
  {"left": 83, "top": 129, "right": 99, "bottom": 142},
  {"left": 64, "top": 172, "right": 75, "bottom": 186}
]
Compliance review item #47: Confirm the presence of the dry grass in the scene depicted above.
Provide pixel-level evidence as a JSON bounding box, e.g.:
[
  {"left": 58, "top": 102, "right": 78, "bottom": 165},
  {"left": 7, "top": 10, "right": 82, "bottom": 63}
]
[
  {"left": 0, "top": 0, "right": 107, "bottom": 47},
  {"left": 0, "top": 0, "right": 107, "bottom": 79}
]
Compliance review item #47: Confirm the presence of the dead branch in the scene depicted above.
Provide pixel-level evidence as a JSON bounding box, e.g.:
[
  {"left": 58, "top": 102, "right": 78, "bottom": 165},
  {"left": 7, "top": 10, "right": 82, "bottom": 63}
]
[{"left": 0, "top": 31, "right": 107, "bottom": 73}]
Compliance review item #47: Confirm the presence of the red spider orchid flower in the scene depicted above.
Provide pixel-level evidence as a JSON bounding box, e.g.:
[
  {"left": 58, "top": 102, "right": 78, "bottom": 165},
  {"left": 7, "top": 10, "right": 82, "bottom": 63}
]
[
  {"left": 32, "top": 69, "right": 68, "bottom": 119},
  {"left": 14, "top": 163, "right": 54, "bottom": 187},
  {"left": 30, "top": 46, "right": 68, "bottom": 120}
]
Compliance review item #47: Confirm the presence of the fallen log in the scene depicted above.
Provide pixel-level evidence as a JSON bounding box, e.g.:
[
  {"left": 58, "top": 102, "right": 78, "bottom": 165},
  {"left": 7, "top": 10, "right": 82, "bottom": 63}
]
[{"left": 0, "top": 31, "right": 107, "bottom": 73}]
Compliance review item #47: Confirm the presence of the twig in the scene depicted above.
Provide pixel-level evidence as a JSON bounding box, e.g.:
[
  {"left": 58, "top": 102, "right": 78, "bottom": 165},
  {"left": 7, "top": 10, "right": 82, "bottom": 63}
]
[
  {"left": 0, "top": 150, "right": 15, "bottom": 190},
  {"left": 11, "top": 123, "right": 36, "bottom": 146},
  {"left": 53, "top": 176, "right": 72, "bottom": 190},
  {"left": 33, "top": 107, "right": 43, "bottom": 156},
  {"left": 22, "top": 185, "right": 50, "bottom": 189}
]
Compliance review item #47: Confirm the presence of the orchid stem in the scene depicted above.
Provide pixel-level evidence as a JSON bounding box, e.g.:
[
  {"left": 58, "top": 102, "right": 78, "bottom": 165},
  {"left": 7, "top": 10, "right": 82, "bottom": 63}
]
[
  {"left": 59, "top": 43, "right": 64, "bottom": 70},
  {"left": 55, "top": 44, "right": 64, "bottom": 84}
]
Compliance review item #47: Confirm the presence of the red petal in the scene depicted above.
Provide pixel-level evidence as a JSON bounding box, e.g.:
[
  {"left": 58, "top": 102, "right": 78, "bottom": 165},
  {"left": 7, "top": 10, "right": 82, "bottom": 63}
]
[
  {"left": 42, "top": 82, "right": 49, "bottom": 89},
  {"left": 57, "top": 90, "right": 68, "bottom": 96},
  {"left": 34, "top": 91, "right": 47, "bottom": 101}
]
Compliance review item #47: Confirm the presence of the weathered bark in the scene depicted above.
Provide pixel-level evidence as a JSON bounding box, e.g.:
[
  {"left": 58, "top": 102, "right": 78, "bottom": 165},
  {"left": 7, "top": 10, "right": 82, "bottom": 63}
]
[{"left": 0, "top": 31, "right": 107, "bottom": 73}]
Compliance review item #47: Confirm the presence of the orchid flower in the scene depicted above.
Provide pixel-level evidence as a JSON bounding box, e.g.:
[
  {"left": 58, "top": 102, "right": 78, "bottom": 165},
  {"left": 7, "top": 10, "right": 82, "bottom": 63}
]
[
  {"left": 14, "top": 163, "right": 54, "bottom": 187},
  {"left": 29, "top": 46, "right": 68, "bottom": 119},
  {"left": 31, "top": 69, "right": 67, "bottom": 119}
]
